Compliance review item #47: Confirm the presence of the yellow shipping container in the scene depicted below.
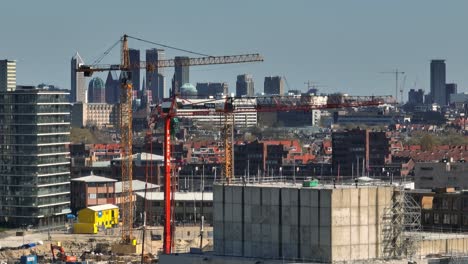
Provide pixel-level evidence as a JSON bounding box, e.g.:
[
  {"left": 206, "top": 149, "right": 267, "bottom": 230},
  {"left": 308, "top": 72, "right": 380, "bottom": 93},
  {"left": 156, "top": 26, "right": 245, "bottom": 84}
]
[{"left": 74, "top": 204, "right": 119, "bottom": 234}]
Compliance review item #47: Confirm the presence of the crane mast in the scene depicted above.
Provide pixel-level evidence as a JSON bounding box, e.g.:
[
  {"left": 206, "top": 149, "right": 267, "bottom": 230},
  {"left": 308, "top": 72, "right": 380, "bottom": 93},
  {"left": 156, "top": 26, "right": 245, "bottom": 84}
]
[{"left": 119, "top": 35, "right": 134, "bottom": 243}]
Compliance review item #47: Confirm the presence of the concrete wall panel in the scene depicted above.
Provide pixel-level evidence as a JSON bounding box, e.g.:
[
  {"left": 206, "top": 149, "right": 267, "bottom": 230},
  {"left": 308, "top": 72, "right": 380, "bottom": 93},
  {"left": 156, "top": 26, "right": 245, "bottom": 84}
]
[
  {"left": 320, "top": 189, "right": 331, "bottom": 208},
  {"left": 332, "top": 226, "right": 351, "bottom": 246},
  {"left": 320, "top": 206, "right": 331, "bottom": 227},
  {"left": 271, "top": 188, "right": 279, "bottom": 205},
  {"left": 332, "top": 207, "right": 350, "bottom": 226},
  {"left": 214, "top": 185, "right": 223, "bottom": 203},
  {"left": 262, "top": 187, "right": 271, "bottom": 206}
]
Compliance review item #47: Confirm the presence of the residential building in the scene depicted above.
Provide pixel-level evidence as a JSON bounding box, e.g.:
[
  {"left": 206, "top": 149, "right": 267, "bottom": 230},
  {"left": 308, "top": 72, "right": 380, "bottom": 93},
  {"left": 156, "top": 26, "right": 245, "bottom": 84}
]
[
  {"left": 414, "top": 161, "right": 468, "bottom": 189},
  {"left": 71, "top": 102, "right": 119, "bottom": 128},
  {"left": 111, "top": 153, "right": 164, "bottom": 184},
  {"left": 135, "top": 191, "right": 213, "bottom": 226},
  {"left": 446, "top": 83, "right": 457, "bottom": 106},
  {"left": 70, "top": 173, "right": 117, "bottom": 214},
  {"left": 332, "top": 129, "right": 390, "bottom": 176},
  {"left": 87, "top": 77, "right": 105, "bottom": 103},
  {"left": 236, "top": 74, "right": 254, "bottom": 97},
  {"left": 129, "top": 49, "right": 140, "bottom": 94},
  {"left": 0, "top": 86, "right": 71, "bottom": 227},
  {"left": 105, "top": 71, "right": 120, "bottom": 104},
  {"left": 408, "top": 188, "right": 468, "bottom": 232},
  {"left": 264, "top": 76, "right": 284, "bottom": 95},
  {"left": 172, "top": 56, "right": 190, "bottom": 96},
  {"left": 146, "top": 49, "right": 165, "bottom": 103},
  {"left": 71, "top": 52, "right": 86, "bottom": 103},
  {"left": 0, "top": 59, "right": 16, "bottom": 92},
  {"left": 408, "top": 89, "right": 424, "bottom": 105},
  {"left": 234, "top": 140, "right": 265, "bottom": 177},
  {"left": 430, "top": 60, "right": 446, "bottom": 106},
  {"left": 196, "top": 82, "right": 228, "bottom": 98}
]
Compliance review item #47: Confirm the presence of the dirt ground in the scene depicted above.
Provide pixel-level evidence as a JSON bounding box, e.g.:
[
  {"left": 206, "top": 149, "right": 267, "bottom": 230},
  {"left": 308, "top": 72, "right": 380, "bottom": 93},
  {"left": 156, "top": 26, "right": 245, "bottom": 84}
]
[{"left": 0, "top": 226, "right": 213, "bottom": 263}]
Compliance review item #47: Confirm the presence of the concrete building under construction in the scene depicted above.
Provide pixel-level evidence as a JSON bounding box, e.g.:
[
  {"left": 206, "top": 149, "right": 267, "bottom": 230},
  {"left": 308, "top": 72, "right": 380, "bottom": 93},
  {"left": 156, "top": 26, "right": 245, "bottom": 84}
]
[
  {"left": 213, "top": 183, "right": 394, "bottom": 262},
  {"left": 162, "top": 181, "right": 468, "bottom": 264}
]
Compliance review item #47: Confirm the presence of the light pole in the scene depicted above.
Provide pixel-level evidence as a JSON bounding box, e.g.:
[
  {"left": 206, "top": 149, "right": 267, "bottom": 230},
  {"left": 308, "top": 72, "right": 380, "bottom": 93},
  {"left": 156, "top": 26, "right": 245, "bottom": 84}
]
[
  {"left": 177, "top": 167, "right": 181, "bottom": 191},
  {"left": 294, "top": 167, "right": 299, "bottom": 184},
  {"left": 194, "top": 166, "right": 198, "bottom": 223},
  {"left": 279, "top": 167, "right": 283, "bottom": 182},
  {"left": 212, "top": 167, "right": 217, "bottom": 187}
]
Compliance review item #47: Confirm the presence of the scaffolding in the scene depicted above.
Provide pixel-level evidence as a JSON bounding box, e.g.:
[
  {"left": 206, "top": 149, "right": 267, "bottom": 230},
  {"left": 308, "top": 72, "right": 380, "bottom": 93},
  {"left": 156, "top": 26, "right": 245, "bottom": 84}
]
[{"left": 381, "top": 187, "right": 422, "bottom": 260}]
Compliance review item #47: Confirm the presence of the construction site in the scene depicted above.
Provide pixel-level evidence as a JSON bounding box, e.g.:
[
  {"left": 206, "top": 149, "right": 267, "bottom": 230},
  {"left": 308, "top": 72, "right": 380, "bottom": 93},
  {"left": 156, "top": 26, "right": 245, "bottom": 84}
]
[{"left": 2, "top": 33, "right": 468, "bottom": 264}]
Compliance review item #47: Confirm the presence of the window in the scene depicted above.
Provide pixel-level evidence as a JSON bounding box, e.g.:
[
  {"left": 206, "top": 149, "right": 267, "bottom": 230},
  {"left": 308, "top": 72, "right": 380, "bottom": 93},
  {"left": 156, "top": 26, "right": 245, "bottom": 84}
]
[
  {"left": 424, "top": 213, "right": 431, "bottom": 224},
  {"left": 463, "top": 214, "right": 468, "bottom": 226},
  {"left": 434, "top": 213, "right": 440, "bottom": 224},
  {"left": 89, "top": 193, "right": 96, "bottom": 199},
  {"left": 463, "top": 198, "right": 468, "bottom": 211},
  {"left": 453, "top": 198, "right": 460, "bottom": 210},
  {"left": 451, "top": 214, "right": 458, "bottom": 225},
  {"left": 443, "top": 214, "right": 450, "bottom": 225},
  {"left": 441, "top": 198, "right": 450, "bottom": 210},
  {"left": 420, "top": 167, "right": 434, "bottom": 171}
]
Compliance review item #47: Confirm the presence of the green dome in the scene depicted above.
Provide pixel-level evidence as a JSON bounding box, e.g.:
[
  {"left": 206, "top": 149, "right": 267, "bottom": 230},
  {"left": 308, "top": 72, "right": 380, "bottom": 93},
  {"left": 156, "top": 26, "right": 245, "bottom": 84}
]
[
  {"left": 89, "top": 77, "right": 105, "bottom": 89},
  {"left": 180, "top": 83, "right": 197, "bottom": 96}
]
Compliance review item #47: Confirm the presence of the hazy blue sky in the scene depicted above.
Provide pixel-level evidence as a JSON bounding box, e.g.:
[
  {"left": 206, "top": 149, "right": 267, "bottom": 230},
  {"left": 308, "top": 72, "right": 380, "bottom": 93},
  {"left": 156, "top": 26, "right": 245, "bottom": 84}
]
[{"left": 1, "top": 0, "right": 468, "bottom": 100}]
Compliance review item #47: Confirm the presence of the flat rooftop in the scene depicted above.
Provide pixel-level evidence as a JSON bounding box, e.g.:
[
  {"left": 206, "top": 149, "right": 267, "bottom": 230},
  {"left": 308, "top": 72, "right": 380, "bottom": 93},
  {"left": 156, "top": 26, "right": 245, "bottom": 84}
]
[{"left": 219, "top": 180, "right": 395, "bottom": 190}]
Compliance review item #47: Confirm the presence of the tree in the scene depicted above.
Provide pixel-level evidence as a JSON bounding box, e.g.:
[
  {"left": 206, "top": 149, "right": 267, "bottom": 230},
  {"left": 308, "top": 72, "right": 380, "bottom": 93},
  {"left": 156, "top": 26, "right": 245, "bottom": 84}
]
[{"left": 420, "top": 134, "right": 436, "bottom": 151}]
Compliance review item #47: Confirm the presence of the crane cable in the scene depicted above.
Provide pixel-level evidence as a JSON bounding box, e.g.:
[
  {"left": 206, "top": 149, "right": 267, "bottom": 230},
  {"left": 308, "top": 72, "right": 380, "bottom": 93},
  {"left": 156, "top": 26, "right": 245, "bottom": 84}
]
[
  {"left": 90, "top": 38, "right": 122, "bottom": 66},
  {"left": 127, "top": 35, "right": 212, "bottom": 57}
]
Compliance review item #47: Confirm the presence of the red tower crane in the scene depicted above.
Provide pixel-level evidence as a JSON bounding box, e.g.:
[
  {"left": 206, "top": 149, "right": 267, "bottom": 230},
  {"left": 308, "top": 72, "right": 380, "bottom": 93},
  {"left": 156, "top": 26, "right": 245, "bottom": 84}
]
[{"left": 153, "top": 93, "right": 393, "bottom": 254}]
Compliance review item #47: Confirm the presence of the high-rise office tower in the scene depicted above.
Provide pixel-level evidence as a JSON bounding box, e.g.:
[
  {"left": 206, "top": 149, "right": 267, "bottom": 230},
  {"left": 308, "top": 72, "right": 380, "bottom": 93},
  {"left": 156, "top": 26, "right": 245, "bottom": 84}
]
[
  {"left": 236, "top": 74, "right": 254, "bottom": 97},
  {"left": 129, "top": 49, "right": 140, "bottom": 93},
  {"left": 0, "top": 60, "right": 16, "bottom": 92},
  {"left": 88, "top": 77, "right": 105, "bottom": 103},
  {"left": 105, "top": 71, "right": 120, "bottom": 104},
  {"left": 445, "top": 83, "right": 457, "bottom": 105},
  {"left": 146, "top": 49, "right": 165, "bottom": 103},
  {"left": 196, "top": 82, "right": 228, "bottom": 98},
  {"left": 430, "top": 60, "right": 446, "bottom": 106},
  {"left": 0, "top": 86, "right": 71, "bottom": 227},
  {"left": 408, "top": 89, "right": 424, "bottom": 105},
  {"left": 264, "top": 76, "right": 284, "bottom": 95},
  {"left": 172, "top": 56, "right": 190, "bottom": 96},
  {"left": 71, "top": 52, "right": 86, "bottom": 103}
]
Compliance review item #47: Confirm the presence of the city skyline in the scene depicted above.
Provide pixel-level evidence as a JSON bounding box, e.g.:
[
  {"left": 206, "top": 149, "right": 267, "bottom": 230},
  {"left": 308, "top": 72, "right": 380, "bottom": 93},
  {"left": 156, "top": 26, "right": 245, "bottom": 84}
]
[{"left": 1, "top": 1, "right": 468, "bottom": 100}]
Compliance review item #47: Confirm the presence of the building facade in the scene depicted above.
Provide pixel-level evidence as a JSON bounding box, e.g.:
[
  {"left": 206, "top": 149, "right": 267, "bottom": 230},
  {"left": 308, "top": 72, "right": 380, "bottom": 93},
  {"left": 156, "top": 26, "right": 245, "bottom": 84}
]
[
  {"left": 87, "top": 77, "right": 105, "bottom": 103},
  {"left": 71, "top": 102, "right": 119, "bottom": 128},
  {"left": 129, "top": 49, "right": 140, "bottom": 94},
  {"left": 146, "top": 49, "right": 165, "bottom": 104},
  {"left": 172, "top": 56, "right": 190, "bottom": 95},
  {"left": 162, "top": 98, "right": 257, "bottom": 128},
  {"left": 236, "top": 74, "right": 254, "bottom": 97},
  {"left": 105, "top": 71, "right": 120, "bottom": 104},
  {"left": 71, "top": 52, "right": 86, "bottom": 103},
  {"left": 70, "top": 174, "right": 117, "bottom": 214},
  {"left": 196, "top": 82, "right": 228, "bottom": 98},
  {"left": 332, "top": 129, "right": 390, "bottom": 176},
  {"left": 445, "top": 83, "right": 457, "bottom": 106},
  {"left": 0, "top": 60, "right": 16, "bottom": 92},
  {"left": 408, "top": 89, "right": 424, "bottom": 105},
  {"left": 0, "top": 87, "right": 71, "bottom": 227},
  {"left": 264, "top": 76, "right": 284, "bottom": 95},
  {"left": 430, "top": 60, "right": 446, "bottom": 106},
  {"left": 414, "top": 161, "right": 468, "bottom": 189}
]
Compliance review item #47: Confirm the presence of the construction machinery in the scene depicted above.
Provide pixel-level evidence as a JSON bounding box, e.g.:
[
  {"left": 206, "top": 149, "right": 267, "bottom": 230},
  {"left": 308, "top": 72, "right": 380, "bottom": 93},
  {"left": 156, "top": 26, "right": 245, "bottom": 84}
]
[
  {"left": 76, "top": 34, "right": 263, "bottom": 254},
  {"left": 50, "top": 244, "right": 77, "bottom": 263}
]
